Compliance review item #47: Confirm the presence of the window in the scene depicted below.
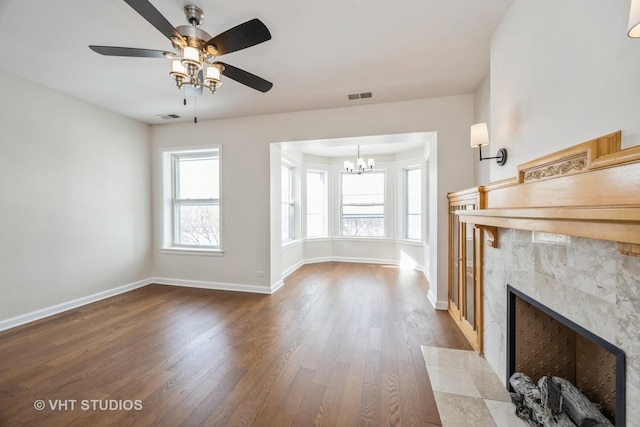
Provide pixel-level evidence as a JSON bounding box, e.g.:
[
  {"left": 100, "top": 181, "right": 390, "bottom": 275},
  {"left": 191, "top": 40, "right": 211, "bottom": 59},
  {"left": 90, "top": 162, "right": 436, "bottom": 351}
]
[
  {"left": 306, "top": 170, "right": 327, "bottom": 238},
  {"left": 170, "top": 149, "right": 220, "bottom": 249},
  {"left": 405, "top": 167, "right": 422, "bottom": 240},
  {"left": 282, "top": 165, "right": 295, "bottom": 241},
  {"left": 341, "top": 171, "right": 385, "bottom": 237}
]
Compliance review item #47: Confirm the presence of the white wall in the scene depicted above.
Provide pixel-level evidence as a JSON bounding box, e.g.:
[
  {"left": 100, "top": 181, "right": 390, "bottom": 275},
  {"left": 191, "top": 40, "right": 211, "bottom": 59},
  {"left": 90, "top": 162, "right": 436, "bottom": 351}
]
[
  {"left": 151, "top": 95, "right": 475, "bottom": 306},
  {"left": 0, "top": 69, "right": 152, "bottom": 325},
  {"left": 473, "top": 75, "right": 491, "bottom": 185},
  {"left": 490, "top": 0, "right": 640, "bottom": 182}
]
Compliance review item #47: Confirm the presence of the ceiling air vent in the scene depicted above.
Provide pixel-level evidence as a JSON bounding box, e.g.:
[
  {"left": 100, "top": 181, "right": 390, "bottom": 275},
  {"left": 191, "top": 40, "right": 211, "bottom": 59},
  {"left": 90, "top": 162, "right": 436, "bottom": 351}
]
[
  {"left": 347, "top": 92, "right": 373, "bottom": 101},
  {"left": 156, "top": 113, "right": 181, "bottom": 120}
]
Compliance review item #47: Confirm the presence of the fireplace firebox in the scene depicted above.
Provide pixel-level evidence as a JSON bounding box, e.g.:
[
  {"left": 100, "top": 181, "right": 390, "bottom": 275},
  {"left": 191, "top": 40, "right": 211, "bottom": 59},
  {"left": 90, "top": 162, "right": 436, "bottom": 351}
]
[{"left": 506, "top": 285, "right": 625, "bottom": 425}]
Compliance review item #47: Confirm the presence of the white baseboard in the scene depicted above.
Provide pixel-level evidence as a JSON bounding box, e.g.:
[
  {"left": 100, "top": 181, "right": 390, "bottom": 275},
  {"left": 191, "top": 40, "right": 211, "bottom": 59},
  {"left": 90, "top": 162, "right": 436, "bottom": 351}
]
[
  {"left": 282, "top": 257, "right": 427, "bottom": 288},
  {"left": 270, "top": 280, "right": 285, "bottom": 294},
  {"left": 331, "top": 256, "right": 398, "bottom": 265},
  {"left": 302, "top": 256, "right": 334, "bottom": 265},
  {"left": 427, "top": 290, "right": 448, "bottom": 310},
  {"left": 0, "top": 278, "right": 152, "bottom": 332},
  {"left": 282, "top": 260, "right": 305, "bottom": 279},
  {"left": 152, "top": 277, "right": 272, "bottom": 295},
  {"left": 420, "top": 266, "right": 430, "bottom": 282}
]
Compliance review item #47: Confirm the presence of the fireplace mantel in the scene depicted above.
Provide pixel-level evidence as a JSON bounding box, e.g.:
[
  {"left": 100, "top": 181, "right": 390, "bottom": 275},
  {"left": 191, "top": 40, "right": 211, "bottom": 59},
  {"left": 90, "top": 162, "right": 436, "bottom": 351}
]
[{"left": 456, "top": 131, "right": 640, "bottom": 256}]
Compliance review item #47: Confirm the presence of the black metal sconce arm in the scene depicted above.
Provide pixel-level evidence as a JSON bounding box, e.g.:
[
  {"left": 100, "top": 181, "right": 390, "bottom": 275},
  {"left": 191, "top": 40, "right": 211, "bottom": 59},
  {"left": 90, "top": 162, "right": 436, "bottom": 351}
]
[{"left": 478, "top": 145, "right": 508, "bottom": 166}]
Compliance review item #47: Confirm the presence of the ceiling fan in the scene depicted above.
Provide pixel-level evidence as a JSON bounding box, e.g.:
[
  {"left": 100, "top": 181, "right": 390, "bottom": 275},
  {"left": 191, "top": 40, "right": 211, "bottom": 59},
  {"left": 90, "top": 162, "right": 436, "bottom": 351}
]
[{"left": 89, "top": 0, "right": 273, "bottom": 97}]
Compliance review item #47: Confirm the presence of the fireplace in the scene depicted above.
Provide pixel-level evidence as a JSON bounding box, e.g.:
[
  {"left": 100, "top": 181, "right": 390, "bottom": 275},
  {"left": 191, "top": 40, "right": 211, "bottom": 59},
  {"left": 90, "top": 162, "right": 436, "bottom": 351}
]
[{"left": 506, "top": 285, "right": 625, "bottom": 425}]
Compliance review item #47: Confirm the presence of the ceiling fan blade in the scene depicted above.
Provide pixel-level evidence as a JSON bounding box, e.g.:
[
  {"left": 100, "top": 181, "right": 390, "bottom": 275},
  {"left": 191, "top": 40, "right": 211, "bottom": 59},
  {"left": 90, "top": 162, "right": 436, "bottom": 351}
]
[
  {"left": 123, "top": 0, "right": 185, "bottom": 45},
  {"left": 216, "top": 62, "right": 273, "bottom": 93},
  {"left": 89, "top": 45, "right": 175, "bottom": 58},
  {"left": 204, "top": 19, "right": 271, "bottom": 56}
]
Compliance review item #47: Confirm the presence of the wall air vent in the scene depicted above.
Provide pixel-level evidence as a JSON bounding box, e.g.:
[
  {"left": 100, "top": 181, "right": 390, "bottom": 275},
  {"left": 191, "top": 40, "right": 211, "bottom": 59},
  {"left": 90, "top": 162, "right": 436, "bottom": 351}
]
[
  {"left": 156, "top": 113, "right": 181, "bottom": 120},
  {"left": 347, "top": 92, "right": 373, "bottom": 101}
]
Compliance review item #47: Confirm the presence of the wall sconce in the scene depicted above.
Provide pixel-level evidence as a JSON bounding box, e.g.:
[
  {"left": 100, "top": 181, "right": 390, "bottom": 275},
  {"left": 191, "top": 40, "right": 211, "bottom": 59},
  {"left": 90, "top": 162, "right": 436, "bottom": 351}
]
[
  {"left": 629, "top": 0, "right": 640, "bottom": 37},
  {"left": 470, "top": 122, "right": 507, "bottom": 166}
]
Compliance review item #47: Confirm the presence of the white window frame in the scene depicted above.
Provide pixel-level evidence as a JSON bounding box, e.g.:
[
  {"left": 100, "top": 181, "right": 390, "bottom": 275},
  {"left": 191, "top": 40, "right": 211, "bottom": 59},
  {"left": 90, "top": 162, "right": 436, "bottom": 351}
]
[{"left": 161, "top": 146, "right": 223, "bottom": 255}]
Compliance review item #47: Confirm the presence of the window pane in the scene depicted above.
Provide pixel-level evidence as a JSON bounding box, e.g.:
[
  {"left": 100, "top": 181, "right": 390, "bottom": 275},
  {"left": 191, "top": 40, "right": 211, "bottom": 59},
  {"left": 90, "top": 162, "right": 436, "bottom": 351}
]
[
  {"left": 306, "top": 172, "right": 324, "bottom": 214},
  {"left": 306, "top": 214, "right": 324, "bottom": 237},
  {"left": 282, "top": 165, "right": 294, "bottom": 240},
  {"left": 342, "top": 205, "right": 384, "bottom": 215},
  {"left": 177, "top": 156, "right": 219, "bottom": 199},
  {"left": 341, "top": 171, "right": 385, "bottom": 237},
  {"left": 341, "top": 217, "right": 384, "bottom": 236},
  {"left": 407, "top": 169, "right": 421, "bottom": 214},
  {"left": 281, "top": 166, "right": 292, "bottom": 202},
  {"left": 306, "top": 171, "right": 327, "bottom": 238},
  {"left": 407, "top": 214, "right": 421, "bottom": 240},
  {"left": 342, "top": 173, "right": 384, "bottom": 197},
  {"left": 176, "top": 204, "right": 220, "bottom": 246},
  {"left": 282, "top": 205, "right": 291, "bottom": 240},
  {"left": 406, "top": 168, "right": 421, "bottom": 240}
]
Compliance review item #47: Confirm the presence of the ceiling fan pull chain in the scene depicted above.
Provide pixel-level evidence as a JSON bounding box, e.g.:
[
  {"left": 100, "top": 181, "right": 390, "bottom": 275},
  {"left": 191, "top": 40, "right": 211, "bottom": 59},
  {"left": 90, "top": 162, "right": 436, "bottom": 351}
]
[{"left": 193, "top": 95, "right": 197, "bottom": 124}]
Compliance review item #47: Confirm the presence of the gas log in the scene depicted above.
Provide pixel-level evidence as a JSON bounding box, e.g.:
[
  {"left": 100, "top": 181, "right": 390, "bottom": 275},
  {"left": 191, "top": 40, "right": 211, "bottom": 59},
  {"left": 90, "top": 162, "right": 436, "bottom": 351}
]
[{"left": 509, "top": 373, "right": 613, "bottom": 427}]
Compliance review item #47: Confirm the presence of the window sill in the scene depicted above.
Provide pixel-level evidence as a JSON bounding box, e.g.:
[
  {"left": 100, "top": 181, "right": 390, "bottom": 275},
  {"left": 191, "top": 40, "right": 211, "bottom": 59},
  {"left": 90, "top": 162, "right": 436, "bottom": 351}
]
[
  {"left": 159, "top": 247, "right": 225, "bottom": 257},
  {"left": 395, "top": 238, "right": 424, "bottom": 247},
  {"left": 333, "top": 236, "right": 394, "bottom": 243}
]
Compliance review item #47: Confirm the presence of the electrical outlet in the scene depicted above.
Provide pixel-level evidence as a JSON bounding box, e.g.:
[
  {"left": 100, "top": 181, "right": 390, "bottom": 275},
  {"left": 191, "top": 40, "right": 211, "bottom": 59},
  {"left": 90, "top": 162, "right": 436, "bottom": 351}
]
[{"left": 256, "top": 271, "right": 265, "bottom": 277}]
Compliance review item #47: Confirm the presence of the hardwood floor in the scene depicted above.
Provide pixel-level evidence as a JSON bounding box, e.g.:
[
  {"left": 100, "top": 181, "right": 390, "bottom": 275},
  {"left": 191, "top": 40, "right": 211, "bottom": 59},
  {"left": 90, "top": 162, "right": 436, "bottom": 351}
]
[{"left": 0, "top": 262, "right": 471, "bottom": 426}]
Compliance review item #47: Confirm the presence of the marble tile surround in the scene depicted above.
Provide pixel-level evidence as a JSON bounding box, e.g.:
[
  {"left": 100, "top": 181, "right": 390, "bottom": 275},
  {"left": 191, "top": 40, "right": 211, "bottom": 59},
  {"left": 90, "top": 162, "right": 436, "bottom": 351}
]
[
  {"left": 482, "top": 228, "right": 640, "bottom": 425},
  {"left": 421, "top": 346, "right": 528, "bottom": 427}
]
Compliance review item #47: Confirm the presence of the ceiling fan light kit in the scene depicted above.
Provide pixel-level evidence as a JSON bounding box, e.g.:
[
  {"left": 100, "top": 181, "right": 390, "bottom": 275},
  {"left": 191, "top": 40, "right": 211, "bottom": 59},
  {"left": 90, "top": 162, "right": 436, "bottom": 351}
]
[{"left": 89, "top": 0, "right": 273, "bottom": 102}]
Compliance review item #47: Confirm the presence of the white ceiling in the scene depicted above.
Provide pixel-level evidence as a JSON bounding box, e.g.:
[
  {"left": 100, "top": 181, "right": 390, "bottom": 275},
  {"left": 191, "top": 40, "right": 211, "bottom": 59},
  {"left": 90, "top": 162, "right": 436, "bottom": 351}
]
[
  {"left": 281, "top": 132, "right": 433, "bottom": 158},
  {"left": 0, "top": 0, "right": 512, "bottom": 125}
]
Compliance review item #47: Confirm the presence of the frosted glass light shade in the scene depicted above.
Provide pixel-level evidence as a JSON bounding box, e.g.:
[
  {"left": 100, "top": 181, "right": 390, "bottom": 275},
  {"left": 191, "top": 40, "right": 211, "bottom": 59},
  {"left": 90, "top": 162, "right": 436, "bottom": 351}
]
[
  {"left": 170, "top": 60, "right": 187, "bottom": 78},
  {"left": 367, "top": 158, "right": 375, "bottom": 167},
  {"left": 470, "top": 122, "right": 489, "bottom": 148},
  {"left": 205, "top": 66, "right": 221, "bottom": 83},
  {"left": 181, "top": 46, "right": 201, "bottom": 68},
  {"left": 629, "top": 0, "right": 640, "bottom": 38}
]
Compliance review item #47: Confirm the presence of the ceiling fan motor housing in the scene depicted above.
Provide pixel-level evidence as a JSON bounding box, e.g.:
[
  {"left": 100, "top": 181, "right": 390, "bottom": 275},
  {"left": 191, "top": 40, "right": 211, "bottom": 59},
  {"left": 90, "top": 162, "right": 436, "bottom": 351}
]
[{"left": 184, "top": 5, "right": 204, "bottom": 26}]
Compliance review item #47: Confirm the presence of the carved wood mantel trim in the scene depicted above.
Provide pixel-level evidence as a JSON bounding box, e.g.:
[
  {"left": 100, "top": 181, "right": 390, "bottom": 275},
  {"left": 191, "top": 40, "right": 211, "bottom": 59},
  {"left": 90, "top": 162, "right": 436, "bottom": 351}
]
[{"left": 455, "top": 131, "right": 640, "bottom": 257}]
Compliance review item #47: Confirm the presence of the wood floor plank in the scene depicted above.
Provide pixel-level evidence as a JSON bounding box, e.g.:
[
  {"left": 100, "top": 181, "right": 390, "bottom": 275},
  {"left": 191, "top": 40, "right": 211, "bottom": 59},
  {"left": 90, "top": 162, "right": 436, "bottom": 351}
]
[{"left": 0, "top": 262, "right": 471, "bottom": 426}]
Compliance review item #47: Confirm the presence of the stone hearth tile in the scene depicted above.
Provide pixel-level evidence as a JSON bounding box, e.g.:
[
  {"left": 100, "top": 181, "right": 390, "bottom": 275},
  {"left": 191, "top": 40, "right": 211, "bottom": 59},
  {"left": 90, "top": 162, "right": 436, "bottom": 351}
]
[
  {"left": 484, "top": 399, "right": 529, "bottom": 427},
  {"left": 433, "top": 392, "right": 496, "bottom": 427},
  {"left": 471, "top": 371, "right": 511, "bottom": 402},
  {"left": 426, "top": 365, "right": 482, "bottom": 397},
  {"left": 421, "top": 346, "right": 493, "bottom": 373}
]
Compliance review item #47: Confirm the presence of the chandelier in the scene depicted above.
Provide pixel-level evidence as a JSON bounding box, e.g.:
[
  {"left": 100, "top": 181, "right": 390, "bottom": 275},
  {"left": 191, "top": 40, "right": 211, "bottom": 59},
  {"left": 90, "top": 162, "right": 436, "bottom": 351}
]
[
  {"left": 344, "top": 145, "right": 375, "bottom": 174},
  {"left": 166, "top": 6, "right": 223, "bottom": 95}
]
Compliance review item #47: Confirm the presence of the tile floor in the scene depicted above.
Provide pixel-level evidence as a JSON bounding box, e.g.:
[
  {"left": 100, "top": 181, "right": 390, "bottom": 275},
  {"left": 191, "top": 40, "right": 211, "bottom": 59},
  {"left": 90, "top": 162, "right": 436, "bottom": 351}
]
[{"left": 421, "top": 346, "right": 529, "bottom": 427}]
